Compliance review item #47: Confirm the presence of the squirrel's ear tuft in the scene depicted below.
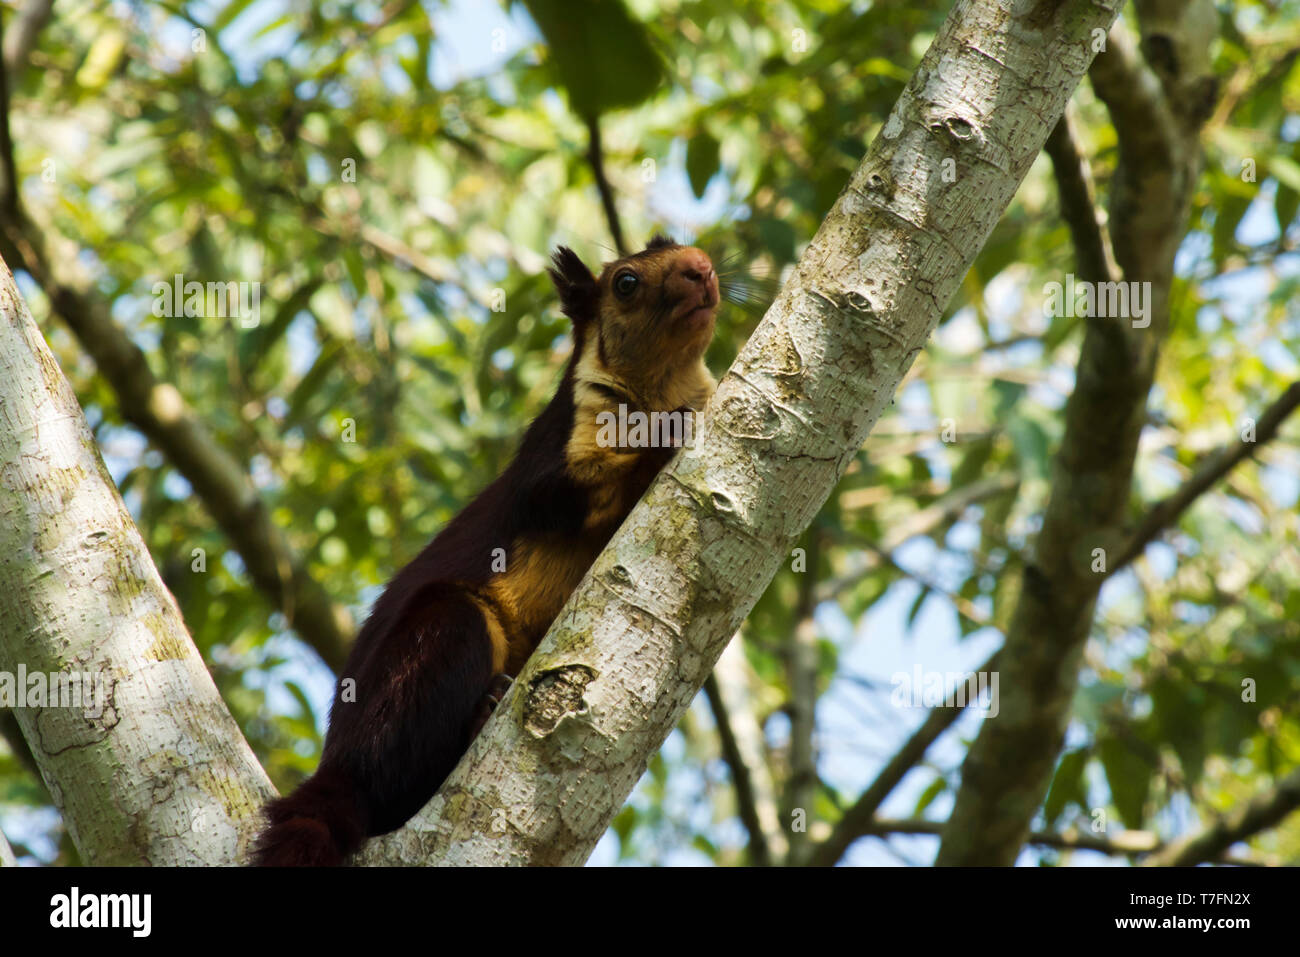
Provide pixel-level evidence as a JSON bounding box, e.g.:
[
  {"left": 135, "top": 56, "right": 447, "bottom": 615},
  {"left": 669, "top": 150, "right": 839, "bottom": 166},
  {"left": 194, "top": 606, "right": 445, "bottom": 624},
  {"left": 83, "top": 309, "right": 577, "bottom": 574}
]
[
  {"left": 645, "top": 233, "right": 676, "bottom": 251},
  {"left": 548, "top": 246, "right": 598, "bottom": 323}
]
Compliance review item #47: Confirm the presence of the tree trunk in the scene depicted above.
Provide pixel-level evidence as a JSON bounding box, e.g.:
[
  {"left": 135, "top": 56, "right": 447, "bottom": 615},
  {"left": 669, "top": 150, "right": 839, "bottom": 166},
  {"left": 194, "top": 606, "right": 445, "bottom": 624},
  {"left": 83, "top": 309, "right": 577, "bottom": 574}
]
[
  {"left": 0, "top": 258, "right": 273, "bottom": 865},
  {"left": 935, "top": 1, "right": 1219, "bottom": 865}
]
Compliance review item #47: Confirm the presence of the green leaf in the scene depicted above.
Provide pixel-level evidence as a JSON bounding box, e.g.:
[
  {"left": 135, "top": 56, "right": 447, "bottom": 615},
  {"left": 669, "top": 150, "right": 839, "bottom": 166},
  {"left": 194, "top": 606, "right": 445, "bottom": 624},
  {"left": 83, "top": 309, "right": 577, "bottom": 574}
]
[
  {"left": 284, "top": 341, "right": 343, "bottom": 428},
  {"left": 1269, "top": 155, "right": 1300, "bottom": 194},
  {"left": 840, "top": 570, "right": 887, "bottom": 620},
  {"left": 413, "top": 31, "right": 432, "bottom": 93},
  {"left": 914, "top": 775, "right": 947, "bottom": 815},
  {"left": 1006, "top": 412, "right": 1050, "bottom": 480},
  {"left": 1212, "top": 193, "right": 1251, "bottom": 260},
  {"left": 214, "top": 0, "right": 257, "bottom": 32},
  {"left": 75, "top": 29, "right": 127, "bottom": 90},
  {"left": 283, "top": 682, "right": 317, "bottom": 728},
  {"left": 252, "top": 14, "right": 295, "bottom": 40},
  {"left": 686, "top": 130, "right": 721, "bottom": 199},
  {"left": 611, "top": 805, "right": 637, "bottom": 845},
  {"left": 1043, "top": 748, "right": 1089, "bottom": 826},
  {"left": 242, "top": 280, "right": 321, "bottom": 377},
  {"left": 757, "top": 217, "right": 796, "bottom": 265},
  {"left": 859, "top": 57, "right": 910, "bottom": 81},
  {"left": 990, "top": 378, "right": 1026, "bottom": 420},
  {"left": 1098, "top": 736, "right": 1150, "bottom": 830},
  {"left": 1150, "top": 677, "right": 1206, "bottom": 788},
  {"left": 973, "top": 219, "right": 1024, "bottom": 285},
  {"left": 691, "top": 834, "right": 719, "bottom": 857},
  {"left": 521, "top": 0, "right": 665, "bottom": 118},
  {"left": 905, "top": 585, "right": 930, "bottom": 633}
]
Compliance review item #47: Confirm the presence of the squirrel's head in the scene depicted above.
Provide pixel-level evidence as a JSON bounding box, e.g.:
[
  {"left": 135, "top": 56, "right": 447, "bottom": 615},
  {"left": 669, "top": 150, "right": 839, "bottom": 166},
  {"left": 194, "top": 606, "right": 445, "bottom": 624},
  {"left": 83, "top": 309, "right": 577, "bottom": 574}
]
[{"left": 548, "top": 235, "right": 718, "bottom": 377}]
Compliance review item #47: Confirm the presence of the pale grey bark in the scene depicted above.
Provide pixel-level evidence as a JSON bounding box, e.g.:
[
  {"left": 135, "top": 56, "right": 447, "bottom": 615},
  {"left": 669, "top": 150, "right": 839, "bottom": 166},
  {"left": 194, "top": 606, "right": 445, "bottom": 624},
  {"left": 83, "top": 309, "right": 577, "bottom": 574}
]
[
  {"left": 0, "top": 825, "right": 15, "bottom": 866},
  {"left": 357, "top": 0, "right": 1125, "bottom": 866},
  {"left": 0, "top": 258, "right": 274, "bottom": 865}
]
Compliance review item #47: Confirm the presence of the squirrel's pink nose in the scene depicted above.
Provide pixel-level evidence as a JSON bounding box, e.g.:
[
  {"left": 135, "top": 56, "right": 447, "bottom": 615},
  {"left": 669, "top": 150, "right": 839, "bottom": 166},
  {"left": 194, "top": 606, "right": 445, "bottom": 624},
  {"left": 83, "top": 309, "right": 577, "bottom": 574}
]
[
  {"left": 677, "top": 249, "right": 714, "bottom": 284},
  {"left": 673, "top": 248, "right": 717, "bottom": 303}
]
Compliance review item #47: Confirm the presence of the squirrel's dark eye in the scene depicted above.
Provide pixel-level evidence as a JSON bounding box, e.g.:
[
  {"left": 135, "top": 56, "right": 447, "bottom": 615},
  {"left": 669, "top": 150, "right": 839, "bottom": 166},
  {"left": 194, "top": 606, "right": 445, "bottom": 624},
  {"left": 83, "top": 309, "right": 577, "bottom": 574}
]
[{"left": 614, "top": 272, "right": 640, "bottom": 298}]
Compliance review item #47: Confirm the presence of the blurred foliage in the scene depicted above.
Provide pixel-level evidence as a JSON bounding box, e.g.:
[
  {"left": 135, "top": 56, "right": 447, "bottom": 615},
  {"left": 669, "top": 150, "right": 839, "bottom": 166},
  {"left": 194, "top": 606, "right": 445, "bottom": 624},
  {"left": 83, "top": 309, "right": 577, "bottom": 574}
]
[{"left": 1, "top": 0, "right": 1298, "bottom": 866}]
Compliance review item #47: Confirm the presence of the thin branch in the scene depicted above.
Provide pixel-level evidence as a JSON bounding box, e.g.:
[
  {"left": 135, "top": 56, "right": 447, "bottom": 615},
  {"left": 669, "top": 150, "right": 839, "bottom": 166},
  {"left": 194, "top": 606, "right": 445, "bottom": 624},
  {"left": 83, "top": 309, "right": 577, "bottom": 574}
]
[
  {"left": 1144, "top": 766, "right": 1300, "bottom": 866},
  {"left": 1111, "top": 380, "right": 1300, "bottom": 573},
  {"left": 807, "top": 649, "right": 1000, "bottom": 868},
  {"left": 305, "top": 216, "right": 456, "bottom": 284},
  {"left": 711, "top": 637, "right": 787, "bottom": 863},
  {"left": 1044, "top": 108, "right": 1118, "bottom": 284},
  {"left": 865, "top": 543, "right": 990, "bottom": 627},
  {"left": 703, "top": 673, "right": 771, "bottom": 866},
  {"left": 1088, "top": 24, "right": 1180, "bottom": 171},
  {"left": 0, "top": 11, "right": 19, "bottom": 217},
  {"left": 784, "top": 528, "right": 821, "bottom": 865},
  {"left": 798, "top": 476, "right": 1020, "bottom": 866},
  {"left": 584, "top": 114, "right": 627, "bottom": 256},
  {"left": 867, "top": 818, "right": 1161, "bottom": 856}
]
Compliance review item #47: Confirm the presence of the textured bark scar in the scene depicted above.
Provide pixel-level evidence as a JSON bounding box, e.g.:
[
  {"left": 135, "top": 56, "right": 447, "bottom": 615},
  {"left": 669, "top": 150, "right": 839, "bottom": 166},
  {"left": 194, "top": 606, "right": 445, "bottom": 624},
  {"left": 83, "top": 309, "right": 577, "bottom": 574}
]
[{"left": 522, "top": 665, "right": 597, "bottom": 736}]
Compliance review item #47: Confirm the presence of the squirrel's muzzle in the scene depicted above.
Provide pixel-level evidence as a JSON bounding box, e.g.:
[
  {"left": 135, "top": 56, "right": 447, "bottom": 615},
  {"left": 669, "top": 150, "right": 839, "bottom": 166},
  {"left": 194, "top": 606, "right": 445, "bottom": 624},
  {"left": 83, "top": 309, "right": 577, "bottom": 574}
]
[{"left": 666, "top": 247, "right": 719, "bottom": 330}]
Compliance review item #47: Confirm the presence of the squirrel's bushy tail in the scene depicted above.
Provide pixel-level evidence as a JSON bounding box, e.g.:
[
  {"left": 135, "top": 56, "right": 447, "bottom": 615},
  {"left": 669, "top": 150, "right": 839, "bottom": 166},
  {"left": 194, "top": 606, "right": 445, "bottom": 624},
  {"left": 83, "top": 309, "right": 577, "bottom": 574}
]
[
  {"left": 252, "top": 583, "right": 499, "bottom": 866},
  {"left": 252, "top": 765, "right": 366, "bottom": 867}
]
